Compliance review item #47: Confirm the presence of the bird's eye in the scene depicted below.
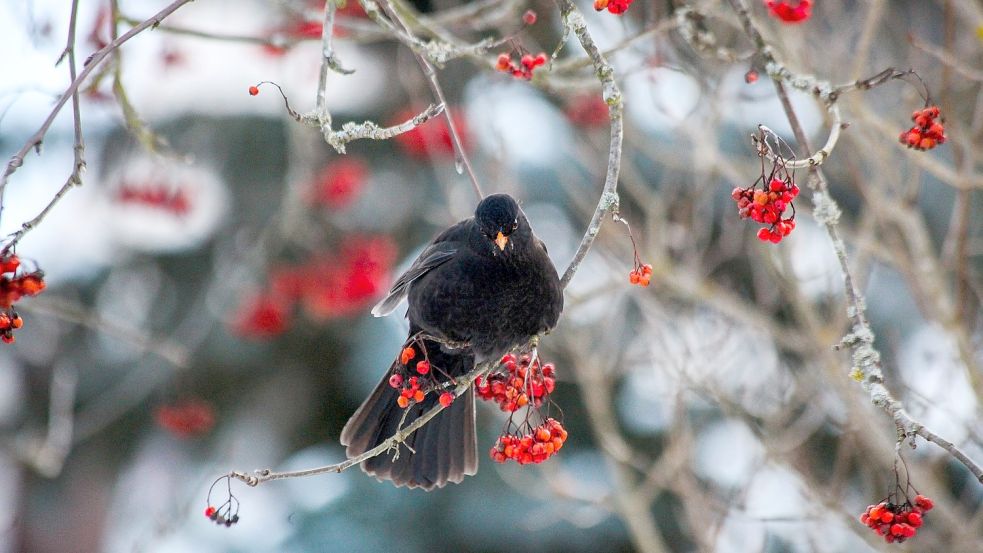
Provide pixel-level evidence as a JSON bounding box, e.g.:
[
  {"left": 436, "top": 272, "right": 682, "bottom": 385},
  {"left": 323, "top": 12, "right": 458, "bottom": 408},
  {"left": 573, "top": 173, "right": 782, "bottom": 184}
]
[{"left": 511, "top": 220, "right": 518, "bottom": 232}]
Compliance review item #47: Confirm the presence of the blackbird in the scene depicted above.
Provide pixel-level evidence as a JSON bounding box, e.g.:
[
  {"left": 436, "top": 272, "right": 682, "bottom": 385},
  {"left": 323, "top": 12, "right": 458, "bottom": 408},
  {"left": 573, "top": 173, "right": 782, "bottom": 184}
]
[{"left": 340, "top": 193, "right": 563, "bottom": 490}]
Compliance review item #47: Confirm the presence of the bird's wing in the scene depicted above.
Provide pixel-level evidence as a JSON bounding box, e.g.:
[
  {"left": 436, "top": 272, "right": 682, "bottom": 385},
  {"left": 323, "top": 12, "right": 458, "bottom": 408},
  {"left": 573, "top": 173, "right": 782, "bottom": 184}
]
[{"left": 371, "top": 220, "right": 470, "bottom": 317}]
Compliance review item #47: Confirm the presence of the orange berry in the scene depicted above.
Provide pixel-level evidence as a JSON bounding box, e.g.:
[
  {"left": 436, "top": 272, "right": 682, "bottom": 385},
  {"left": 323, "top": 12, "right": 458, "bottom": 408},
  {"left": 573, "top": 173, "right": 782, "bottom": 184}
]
[
  {"left": 396, "top": 396, "right": 410, "bottom": 408},
  {"left": 629, "top": 271, "right": 640, "bottom": 284},
  {"left": 439, "top": 392, "right": 454, "bottom": 407},
  {"left": 413, "top": 389, "right": 425, "bottom": 402},
  {"left": 400, "top": 346, "right": 415, "bottom": 365},
  {"left": 248, "top": 85, "right": 259, "bottom": 96}
]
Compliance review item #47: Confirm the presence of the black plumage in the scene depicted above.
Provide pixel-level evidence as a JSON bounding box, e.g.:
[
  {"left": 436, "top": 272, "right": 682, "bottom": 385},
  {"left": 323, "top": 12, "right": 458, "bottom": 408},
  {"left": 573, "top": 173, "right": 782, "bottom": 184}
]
[{"left": 340, "top": 194, "right": 563, "bottom": 490}]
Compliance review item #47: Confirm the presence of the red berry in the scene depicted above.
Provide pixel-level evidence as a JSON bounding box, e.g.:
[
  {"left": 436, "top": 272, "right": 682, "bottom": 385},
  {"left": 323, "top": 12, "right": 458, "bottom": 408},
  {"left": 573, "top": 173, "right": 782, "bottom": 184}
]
[
  {"left": 907, "top": 512, "right": 922, "bottom": 527},
  {"left": 757, "top": 228, "right": 773, "bottom": 242},
  {"left": 416, "top": 360, "right": 430, "bottom": 375},
  {"left": 521, "top": 54, "right": 535, "bottom": 69},
  {"left": 0, "top": 256, "right": 19, "bottom": 274},
  {"left": 205, "top": 506, "right": 217, "bottom": 518},
  {"left": 496, "top": 53, "right": 511, "bottom": 71},
  {"left": 439, "top": 392, "right": 454, "bottom": 407},
  {"left": 400, "top": 346, "right": 415, "bottom": 365},
  {"left": 248, "top": 85, "right": 259, "bottom": 96},
  {"left": 914, "top": 494, "right": 934, "bottom": 511},
  {"left": 629, "top": 271, "right": 640, "bottom": 284},
  {"left": 744, "top": 70, "right": 759, "bottom": 84},
  {"left": 388, "top": 373, "right": 403, "bottom": 388},
  {"left": 522, "top": 10, "right": 537, "bottom": 25}
]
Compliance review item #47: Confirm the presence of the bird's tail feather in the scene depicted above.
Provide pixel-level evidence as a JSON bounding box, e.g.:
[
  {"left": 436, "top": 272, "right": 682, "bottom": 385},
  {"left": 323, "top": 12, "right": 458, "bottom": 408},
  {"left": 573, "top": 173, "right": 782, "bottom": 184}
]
[{"left": 340, "top": 349, "right": 477, "bottom": 490}]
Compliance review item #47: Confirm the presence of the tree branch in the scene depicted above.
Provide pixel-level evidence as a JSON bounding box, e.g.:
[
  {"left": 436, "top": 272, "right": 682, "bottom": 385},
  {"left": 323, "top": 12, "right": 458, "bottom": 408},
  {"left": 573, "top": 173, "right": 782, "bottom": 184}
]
[{"left": 726, "top": 0, "right": 983, "bottom": 485}]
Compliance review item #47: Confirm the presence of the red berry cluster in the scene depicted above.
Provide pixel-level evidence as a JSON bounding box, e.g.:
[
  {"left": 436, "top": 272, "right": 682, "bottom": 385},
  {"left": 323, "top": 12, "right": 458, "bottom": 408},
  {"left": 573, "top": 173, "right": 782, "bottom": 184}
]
[
  {"left": 389, "top": 345, "right": 457, "bottom": 409},
  {"left": 732, "top": 176, "right": 799, "bottom": 244},
  {"left": 899, "top": 106, "right": 945, "bottom": 151},
  {"left": 232, "top": 236, "right": 396, "bottom": 339},
  {"left": 308, "top": 157, "right": 367, "bottom": 210},
  {"left": 204, "top": 504, "right": 240, "bottom": 527},
  {"left": 490, "top": 417, "right": 568, "bottom": 464},
  {"left": 476, "top": 353, "right": 556, "bottom": 412},
  {"left": 764, "top": 0, "right": 812, "bottom": 23},
  {"left": 0, "top": 254, "right": 45, "bottom": 344},
  {"left": 629, "top": 263, "right": 652, "bottom": 287},
  {"left": 155, "top": 399, "right": 216, "bottom": 438},
  {"left": 392, "top": 106, "right": 469, "bottom": 159},
  {"left": 859, "top": 495, "right": 933, "bottom": 544},
  {"left": 496, "top": 52, "right": 547, "bottom": 80},
  {"left": 390, "top": 346, "right": 428, "bottom": 408},
  {"left": 594, "top": 0, "right": 635, "bottom": 14},
  {"left": 565, "top": 94, "right": 610, "bottom": 128},
  {"left": 116, "top": 182, "right": 191, "bottom": 216}
]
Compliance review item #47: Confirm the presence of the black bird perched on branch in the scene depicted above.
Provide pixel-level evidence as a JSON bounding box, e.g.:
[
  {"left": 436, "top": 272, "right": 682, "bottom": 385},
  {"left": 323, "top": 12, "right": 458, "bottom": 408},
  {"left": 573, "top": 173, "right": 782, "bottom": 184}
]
[{"left": 340, "top": 193, "right": 563, "bottom": 490}]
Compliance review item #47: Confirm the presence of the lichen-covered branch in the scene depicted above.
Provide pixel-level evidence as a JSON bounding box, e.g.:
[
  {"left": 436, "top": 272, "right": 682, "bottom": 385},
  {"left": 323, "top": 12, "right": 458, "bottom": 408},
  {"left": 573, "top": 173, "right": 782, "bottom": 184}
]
[{"left": 556, "top": 0, "right": 624, "bottom": 289}]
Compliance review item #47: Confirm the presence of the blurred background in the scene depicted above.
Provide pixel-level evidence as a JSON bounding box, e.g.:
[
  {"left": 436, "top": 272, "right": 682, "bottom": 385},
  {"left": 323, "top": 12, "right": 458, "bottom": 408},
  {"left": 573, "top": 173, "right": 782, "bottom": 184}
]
[{"left": 1, "top": 0, "right": 982, "bottom": 551}]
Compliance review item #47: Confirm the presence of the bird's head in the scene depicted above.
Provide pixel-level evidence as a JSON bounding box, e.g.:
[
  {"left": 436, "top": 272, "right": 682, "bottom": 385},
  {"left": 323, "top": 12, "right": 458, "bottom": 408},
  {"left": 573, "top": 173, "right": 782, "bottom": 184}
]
[{"left": 475, "top": 193, "right": 522, "bottom": 253}]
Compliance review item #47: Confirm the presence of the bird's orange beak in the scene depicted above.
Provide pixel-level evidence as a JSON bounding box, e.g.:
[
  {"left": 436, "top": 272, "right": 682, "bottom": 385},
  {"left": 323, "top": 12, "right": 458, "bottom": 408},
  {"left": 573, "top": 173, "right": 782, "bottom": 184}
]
[{"left": 495, "top": 231, "right": 508, "bottom": 251}]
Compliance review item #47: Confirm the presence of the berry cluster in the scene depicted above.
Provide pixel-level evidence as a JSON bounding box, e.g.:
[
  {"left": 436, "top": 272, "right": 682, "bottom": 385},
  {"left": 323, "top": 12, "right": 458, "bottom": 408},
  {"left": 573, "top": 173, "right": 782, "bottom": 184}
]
[
  {"left": 565, "top": 94, "right": 610, "bottom": 128},
  {"left": 232, "top": 236, "right": 396, "bottom": 339},
  {"left": 308, "top": 157, "right": 367, "bottom": 210},
  {"left": 155, "top": 399, "right": 216, "bottom": 438},
  {"left": 476, "top": 353, "right": 556, "bottom": 412},
  {"left": 496, "top": 52, "right": 547, "bottom": 80},
  {"left": 899, "top": 106, "right": 946, "bottom": 151},
  {"left": 732, "top": 176, "right": 799, "bottom": 244},
  {"left": 389, "top": 345, "right": 456, "bottom": 409},
  {"left": 490, "top": 418, "right": 568, "bottom": 464},
  {"left": 629, "top": 263, "right": 653, "bottom": 287},
  {"left": 859, "top": 494, "right": 933, "bottom": 544},
  {"left": 205, "top": 475, "right": 240, "bottom": 528},
  {"left": 594, "top": 0, "right": 635, "bottom": 14},
  {"left": 390, "top": 346, "right": 428, "bottom": 408},
  {"left": 0, "top": 254, "right": 45, "bottom": 344},
  {"left": 764, "top": 0, "right": 812, "bottom": 23},
  {"left": 392, "top": 106, "right": 469, "bottom": 159},
  {"left": 116, "top": 182, "right": 191, "bottom": 216},
  {"left": 205, "top": 505, "right": 240, "bottom": 527}
]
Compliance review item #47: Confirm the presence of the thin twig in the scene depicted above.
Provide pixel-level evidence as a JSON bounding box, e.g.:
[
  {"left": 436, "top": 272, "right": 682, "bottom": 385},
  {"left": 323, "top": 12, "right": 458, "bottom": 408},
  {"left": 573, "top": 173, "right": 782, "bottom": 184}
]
[
  {"left": 372, "top": 0, "right": 484, "bottom": 200},
  {"left": 2, "top": 0, "right": 87, "bottom": 252},
  {"left": 0, "top": 0, "right": 194, "bottom": 229}
]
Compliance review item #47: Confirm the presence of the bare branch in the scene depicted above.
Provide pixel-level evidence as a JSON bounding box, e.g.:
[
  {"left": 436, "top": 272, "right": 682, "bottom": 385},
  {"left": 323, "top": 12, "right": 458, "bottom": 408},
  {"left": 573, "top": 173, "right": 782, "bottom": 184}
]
[{"left": 0, "top": 0, "right": 194, "bottom": 230}]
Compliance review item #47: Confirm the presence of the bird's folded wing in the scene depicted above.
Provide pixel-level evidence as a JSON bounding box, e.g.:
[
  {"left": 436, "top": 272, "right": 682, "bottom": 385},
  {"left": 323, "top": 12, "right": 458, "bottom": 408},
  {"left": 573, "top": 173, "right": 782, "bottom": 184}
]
[{"left": 371, "top": 242, "right": 457, "bottom": 317}]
